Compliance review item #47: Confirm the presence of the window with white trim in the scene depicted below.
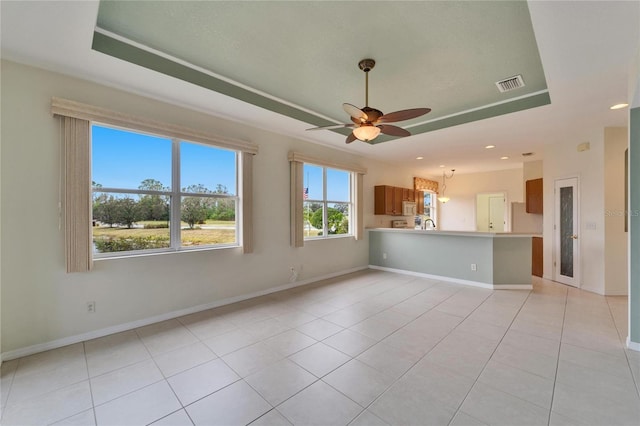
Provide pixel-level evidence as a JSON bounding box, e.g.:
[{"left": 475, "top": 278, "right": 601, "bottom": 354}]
[
  {"left": 91, "top": 124, "right": 239, "bottom": 256},
  {"left": 288, "top": 151, "right": 365, "bottom": 248},
  {"left": 302, "top": 164, "right": 352, "bottom": 239},
  {"left": 424, "top": 190, "right": 436, "bottom": 223}
]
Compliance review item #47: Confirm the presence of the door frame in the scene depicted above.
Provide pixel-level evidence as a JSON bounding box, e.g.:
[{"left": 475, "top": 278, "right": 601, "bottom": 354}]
[
  {"left": 488, "top": 195, "right": 506, "bottom": 232},
  {"left": 475, "top": 191, "right": 508, "bottom": 232},
  {"left": 554, "top": 176, "right": 580, "bottom": 287}
]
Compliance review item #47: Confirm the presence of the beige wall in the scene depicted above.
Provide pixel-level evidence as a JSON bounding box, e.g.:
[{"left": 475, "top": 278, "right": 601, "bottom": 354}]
[
  {"left": 523, "top": 160, "right": 543, "bottom": 181},
  {"left": 523, "top": 160, "right": 543, "bottom": 198},
  {"left": 542, "top": 128, "right": 630, "bottom": 296},
  {"left": 0, "top": 60, "right": 403, "bottom": 356},
  {"left": 543, "top": 135, "right": 606, "bottom": 294},
  {"left": 604, "top": 127, "right": 629, "bottom": 295},
  {"left": 435, "top": 168, "right": 524, "bottom": 231}
]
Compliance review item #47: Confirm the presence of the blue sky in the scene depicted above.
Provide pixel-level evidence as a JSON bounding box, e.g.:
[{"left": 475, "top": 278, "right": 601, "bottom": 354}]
[
  {"left": 92, "top": 125, "right": 236, "bottom": 194},
  {"left": 304, "top": 164, "right": 350, "bottom": 202}
]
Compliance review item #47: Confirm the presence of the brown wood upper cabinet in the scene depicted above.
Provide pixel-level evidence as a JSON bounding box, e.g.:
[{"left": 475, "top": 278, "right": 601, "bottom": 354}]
[
  {"left": 375, "top": 185, "right": 423, "bottom": 215},
  {"left": 526, "top": 178, "right": 543, "bottom": 214},
  {"left": 375, "top": 185, "right": 401, "bottom": 215},
  {"left": 402, "top": 188, "right": 415, "bottom": 202}
]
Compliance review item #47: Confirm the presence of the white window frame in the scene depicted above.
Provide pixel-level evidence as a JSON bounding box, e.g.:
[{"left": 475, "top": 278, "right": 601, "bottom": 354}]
[
  {"left": 53, "top": 97, "right": 257, "bottom": 272},
  {"left": 424, "top": 190, "right": 437, "bottom": 223},
  {"left": 303, "top": 164, "right": 353, "bottom": 240},
  {"left": 289, "top": 152, "right": 366, "bottom": 248},
  {"left": 92, "top": 124, "right": 240, "bottom": 257}
]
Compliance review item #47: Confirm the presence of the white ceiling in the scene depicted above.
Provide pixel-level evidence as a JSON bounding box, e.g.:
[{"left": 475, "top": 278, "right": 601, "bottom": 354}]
[{"left": 1, "top": 1, "right": 638, "bottom": 176}]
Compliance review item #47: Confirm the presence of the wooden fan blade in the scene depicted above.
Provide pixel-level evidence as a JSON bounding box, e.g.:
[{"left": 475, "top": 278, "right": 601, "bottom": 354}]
[
  {"left": 343, "top": 103, "right": 368, "bottom": 122},
  {"left": 378, "top": 124, "right": 411, "bottom": 137},
  {"left": 345, "top": 132, "right": 358, "bottom": 144},
  {"left": 306, "top": 123, "right": 355, "bottom": 131},
  {"left": 378, "top": 108, "right": 431, "bottom": 123}
]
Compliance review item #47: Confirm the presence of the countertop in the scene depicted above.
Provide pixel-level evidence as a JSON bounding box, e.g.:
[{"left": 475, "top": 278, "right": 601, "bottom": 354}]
[{"left": 367, "top": 227, "right": 539, "bottom": 238}]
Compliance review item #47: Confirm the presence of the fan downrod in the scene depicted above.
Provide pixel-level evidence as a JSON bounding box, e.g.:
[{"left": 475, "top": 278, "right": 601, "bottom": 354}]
[{"left": 358, "top": 59, "right": 375, "bottom": 73}]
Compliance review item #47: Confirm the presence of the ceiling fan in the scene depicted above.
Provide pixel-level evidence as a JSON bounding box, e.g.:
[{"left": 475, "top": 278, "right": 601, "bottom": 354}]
[{"left": 307, "top": 59, "right": 431, "bottom": 144}]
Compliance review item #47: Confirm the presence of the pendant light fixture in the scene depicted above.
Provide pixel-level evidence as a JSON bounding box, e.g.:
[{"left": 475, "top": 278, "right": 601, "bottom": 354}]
[{"left": 437, "top": 169, "right": 455, "bottom": 203}]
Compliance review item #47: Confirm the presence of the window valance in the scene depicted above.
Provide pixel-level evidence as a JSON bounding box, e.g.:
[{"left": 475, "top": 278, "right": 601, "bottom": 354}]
[
  {"left": 51, "top": 97, "right": 258, "bottom": 155},
  {"left": 287, "top": 152, "right": 367, "bottom": 175},
  {"left": 414, "top": 177, "right": 439, "bottom": 193}
]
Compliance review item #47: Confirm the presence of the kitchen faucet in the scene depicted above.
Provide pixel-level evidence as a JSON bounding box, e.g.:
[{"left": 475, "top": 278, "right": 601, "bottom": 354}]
[{"left": 423, "top": 218, "right": 436, "bottom": 230}]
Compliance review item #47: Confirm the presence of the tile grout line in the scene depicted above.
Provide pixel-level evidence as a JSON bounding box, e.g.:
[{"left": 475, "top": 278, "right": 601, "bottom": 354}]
[
  {"left": 445, "top": 287, "right": 537, "bottom": 425},
  {"left": 306, "top": 278, "right": 467, "bottom": 425},
  {"left": 605, "top": 295, "right": 640, "bottom": 400},
  {"left": 149, "top": 318, "right": 265, "bottom": 424},
  {"left": 243, "top": 277, "right": 465, "bottom": 425},
  {"left": 546, "top": 284, "right": 569, "bottom": 425},
  {"left": 82, "top": 342, "right": 99, "bottom": 426},
  {"left": 143, "top": 288, "right": 338, "bottom": 425},
  {"left": 0, "top": 358, "right": 19, "bottom": 422},
  {"left": 237, "top": 274, "right": 403, "bottom": 425},
  {"left": 49, "top": 342, "right": 97, "bottom": 425},
  {"left": 10, "top": 272, "right": 634, "bottom": 426},
  {"left": 144, "top": 340, "right": 194, "bottom": 425},
  {"left": 331, "top": 282, "right": 490, "bottom": 423},
  {"left": 132, "top": 325, "right": 198, "bottom": 425},
  {"left": 157, "top": 279, "right": 468, "bottom": 422}
]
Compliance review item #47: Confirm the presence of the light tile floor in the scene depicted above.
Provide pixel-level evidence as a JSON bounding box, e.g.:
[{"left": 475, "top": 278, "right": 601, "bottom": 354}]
[{"left": 1, "top": 270, "right": 639, "bottom": 425}]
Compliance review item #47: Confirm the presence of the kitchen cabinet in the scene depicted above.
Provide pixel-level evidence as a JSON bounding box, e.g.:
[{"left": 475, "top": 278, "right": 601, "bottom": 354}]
[
  {"left": 415, "top": 191, "right": 424, "bottom": 215},
  {"left": 375, "top": 185, "right": 403, "bottom": 215},
  {"left": 403, "top": 188, "right": 415, "bottom": 202},
  {"left": 532, "top": 236, "right": 543, "bottom": 277},
  {"left": 375, "top": 185, "right": 424, "bottom": 216},
  {"left": 526, "top": 178, "right": 543, "bottom": 214}
]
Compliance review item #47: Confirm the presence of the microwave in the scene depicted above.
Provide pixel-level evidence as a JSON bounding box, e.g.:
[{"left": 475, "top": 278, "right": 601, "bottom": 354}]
[{"left": 402, "top": 201, "right": 417, "bottom": 216}]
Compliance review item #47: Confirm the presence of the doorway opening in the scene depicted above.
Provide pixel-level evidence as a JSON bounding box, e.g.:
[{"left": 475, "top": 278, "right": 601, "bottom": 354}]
[{"left": 476, "top": 192, "right": 507, "bottom": 232}]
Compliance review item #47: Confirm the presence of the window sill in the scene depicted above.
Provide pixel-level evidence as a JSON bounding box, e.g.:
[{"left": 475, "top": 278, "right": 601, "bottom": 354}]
[
  {"left": 303, "top": 234, "right": 354, "bottom": 242},
  {"left": 93, "top": 244, "right": 241, "bottom": 261}
]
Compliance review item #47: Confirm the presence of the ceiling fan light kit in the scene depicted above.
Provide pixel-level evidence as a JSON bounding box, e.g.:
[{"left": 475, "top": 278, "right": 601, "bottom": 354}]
[
  {"left": 307, "top": 58, "right": 431, "bottom": 144},
  {"left": 352, "top": 124, "right": 380, "bottom": 142}
]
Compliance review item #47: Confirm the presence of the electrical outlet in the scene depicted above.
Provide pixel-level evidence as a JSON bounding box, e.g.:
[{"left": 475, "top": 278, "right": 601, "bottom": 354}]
[
  {"left": 87, "top": 301, "right": 96, "bottom": 313},
  {"left": 471, "top": 264, "right": 477, "bottom": 271},
  {"left": 383, "top": 252, "right": 387, "bottom": 260}
]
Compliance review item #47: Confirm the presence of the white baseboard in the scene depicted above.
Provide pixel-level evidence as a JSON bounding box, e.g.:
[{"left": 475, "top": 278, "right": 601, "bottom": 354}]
[
  {"left": 368, "top": 265, "right": 532, "bottom": 290},
  {"left": 627, "top": 337, "right": 640, "bottom": 352},
  {"left": 1, "top": 266, "right": 368, "bottom": 362}
]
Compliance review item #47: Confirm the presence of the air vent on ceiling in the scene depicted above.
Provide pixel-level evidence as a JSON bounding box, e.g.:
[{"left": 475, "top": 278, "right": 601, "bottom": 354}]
[{"left": 496, "top": 75, "right": 525, "bottom": 93}]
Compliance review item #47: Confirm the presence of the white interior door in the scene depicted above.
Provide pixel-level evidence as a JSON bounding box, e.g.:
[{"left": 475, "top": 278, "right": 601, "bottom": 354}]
[
  {"left": 476, "top": 193, "right": 506, "bottom": 232},
  {"left": 489, "top": 196, "right": 505, "bottom": 232},
  {"left": 554, "top": 177, "right": 580, "bottom": 287}
]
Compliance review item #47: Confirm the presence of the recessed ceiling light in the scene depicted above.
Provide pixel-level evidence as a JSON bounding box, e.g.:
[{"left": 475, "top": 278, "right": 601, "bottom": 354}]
[
  {"left": 610, "top": 103, "right": 629, "bottom": 110},
  {"left": 522, "top": 152, "right": 534, "bottom": 157},
  {"left": 439, "top": 164, "right": 445, "bottom": 168},
  {"left": 485, "top": 145, "right": 496, "bottom": 149},
  {"left": 500, "top": 156, "right": 509, "bottom": 160},
  {"left": 416, "top": 156, "right": 424, "bottom": 160}
]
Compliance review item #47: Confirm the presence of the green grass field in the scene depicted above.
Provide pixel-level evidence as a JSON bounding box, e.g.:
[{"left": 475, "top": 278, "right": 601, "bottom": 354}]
[{"left": 93, "top": 221, "right": 236, "bottom": 251}]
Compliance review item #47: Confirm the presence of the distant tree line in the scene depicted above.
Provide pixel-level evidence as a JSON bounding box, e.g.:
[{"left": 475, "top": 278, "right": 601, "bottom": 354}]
[{"left": 92, "top": 179, "right": 235, "bottom": 229}]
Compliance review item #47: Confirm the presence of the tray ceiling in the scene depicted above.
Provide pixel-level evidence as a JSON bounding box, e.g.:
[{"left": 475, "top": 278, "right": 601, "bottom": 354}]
[{"left": 94, "top": 1, "right": 549, "bottom": 143}]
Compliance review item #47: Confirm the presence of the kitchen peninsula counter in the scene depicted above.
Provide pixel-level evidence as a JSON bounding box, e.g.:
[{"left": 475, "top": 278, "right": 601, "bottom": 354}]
[{"left": 368, "top": 228, "right": 533, "bottom": 289}]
